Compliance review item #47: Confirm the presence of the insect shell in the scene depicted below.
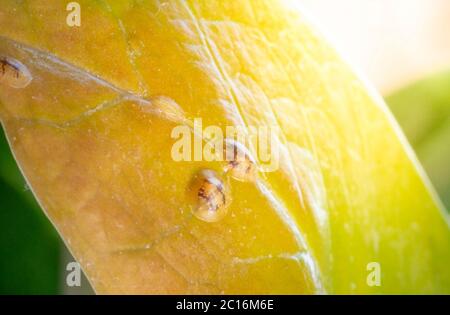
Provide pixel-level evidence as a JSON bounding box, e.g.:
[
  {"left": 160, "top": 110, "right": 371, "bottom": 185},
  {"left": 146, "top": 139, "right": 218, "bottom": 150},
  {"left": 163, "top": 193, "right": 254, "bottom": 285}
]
[
  {"left": 189, "top": 169, "right": 230, "bottom": 223},
  {"left": 0, "top": 57, "right": 32, "bottom": 89},
  {"left": 223, "top": 139, "right": 257, "bottom": 182}
]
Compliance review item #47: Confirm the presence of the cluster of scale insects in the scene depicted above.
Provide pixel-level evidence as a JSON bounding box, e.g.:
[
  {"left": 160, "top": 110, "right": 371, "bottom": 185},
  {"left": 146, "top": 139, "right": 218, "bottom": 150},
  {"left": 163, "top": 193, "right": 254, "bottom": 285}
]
[
  {"left": 0, "top": 55, "right": 257, "bottom": 223},
  {"left": 190, "top": 140, "right": 258, "bottom": 222}
]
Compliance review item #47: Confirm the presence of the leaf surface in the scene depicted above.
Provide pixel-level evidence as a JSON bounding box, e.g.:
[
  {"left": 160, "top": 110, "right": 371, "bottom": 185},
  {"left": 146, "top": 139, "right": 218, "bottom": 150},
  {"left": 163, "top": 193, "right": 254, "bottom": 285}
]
[{"left": 0, "top": 0, "right": 449, "bottom": 294}]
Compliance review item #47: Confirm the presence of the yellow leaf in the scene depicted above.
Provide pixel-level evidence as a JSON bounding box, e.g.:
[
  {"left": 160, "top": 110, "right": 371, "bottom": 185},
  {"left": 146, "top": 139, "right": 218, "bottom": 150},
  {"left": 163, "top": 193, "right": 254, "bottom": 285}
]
[{"left": 0, "top": 0, "right": 448, "bottom": 294}]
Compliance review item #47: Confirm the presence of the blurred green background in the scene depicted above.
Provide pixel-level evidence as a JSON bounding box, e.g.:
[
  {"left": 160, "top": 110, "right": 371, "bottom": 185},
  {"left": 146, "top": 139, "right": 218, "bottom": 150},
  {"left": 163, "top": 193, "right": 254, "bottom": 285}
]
[
  {"left": 0, "top": 115, "right": 93, "bottom": 295},
  {"left": 387, "top": 71, "right": 450, "bottom": 209},
  {"left": 0, "top": 70, "right": 449, "bottom": 294},
  {"left": 0, "top": 129, "right": 60, "bottom": 294}
]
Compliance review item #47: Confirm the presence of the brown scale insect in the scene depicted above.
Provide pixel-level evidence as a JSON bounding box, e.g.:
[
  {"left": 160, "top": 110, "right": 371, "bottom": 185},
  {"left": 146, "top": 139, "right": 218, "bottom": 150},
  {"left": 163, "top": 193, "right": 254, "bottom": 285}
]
[
  {"left": 189, "top": 169, "right": 230, "bottom": 222},
  {"left": 198, "top": 177, "right": 226, "bottom": 211},
  {"left": 223, "top": 139, "right": 257, "bottom": 182},
  {"left": 0, "top": 57, "right": 32, "bottom": 88}
]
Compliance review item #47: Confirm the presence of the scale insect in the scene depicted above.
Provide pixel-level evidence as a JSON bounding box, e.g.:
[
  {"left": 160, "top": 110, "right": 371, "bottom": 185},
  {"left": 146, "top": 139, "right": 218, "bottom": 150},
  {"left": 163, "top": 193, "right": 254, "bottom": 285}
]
[
  {"left": 189, "top": 169, "right": 231, "bottom": 223},
  {"left": 223, "top": 139, "right": 258, "bottom": 182},
  {"left": 0, "top": 57, "right": 32, "bottom": 88}
]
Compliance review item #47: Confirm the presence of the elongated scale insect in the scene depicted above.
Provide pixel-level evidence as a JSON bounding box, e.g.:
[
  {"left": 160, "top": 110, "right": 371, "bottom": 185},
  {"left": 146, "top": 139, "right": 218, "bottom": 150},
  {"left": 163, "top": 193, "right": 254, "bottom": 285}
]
[
  {"left": 189, "top": 169, "right": 230, "bottom": 223},
  {"left": 0, "top": 57, "right": 32, "bottom": 88}
]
